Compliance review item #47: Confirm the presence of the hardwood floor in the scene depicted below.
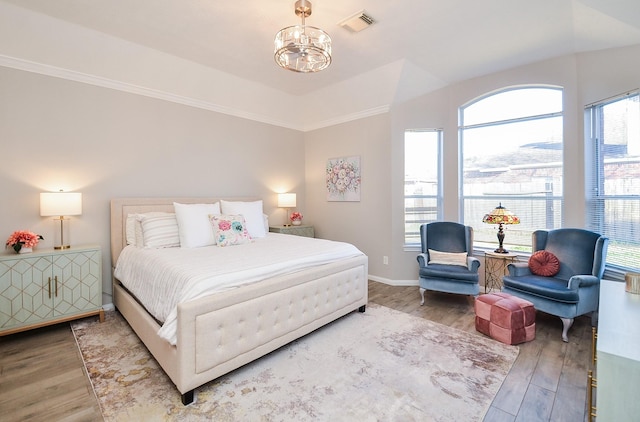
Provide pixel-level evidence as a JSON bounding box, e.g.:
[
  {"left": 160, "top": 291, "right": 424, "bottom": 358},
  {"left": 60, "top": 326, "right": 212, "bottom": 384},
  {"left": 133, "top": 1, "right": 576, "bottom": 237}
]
[
  {"left": 0, "top": 281, "right": 593, "bottom": 421},
  {"left": 368, "top": 281, "right": 593, "bottom": 422},
  {"left": 0, "top": 324, "right": 103, "bottom": 421}
]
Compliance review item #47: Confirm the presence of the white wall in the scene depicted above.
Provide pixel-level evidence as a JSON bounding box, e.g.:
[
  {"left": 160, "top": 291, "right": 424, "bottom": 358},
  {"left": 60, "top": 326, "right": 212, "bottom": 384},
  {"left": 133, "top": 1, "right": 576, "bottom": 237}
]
[
  {"left": 0, "top": 1, "right": 304, "bottom": 130},
  {"left": 0, "top": 66, "right": 305, "bottom": 305},
  {"left": 306, "top": 44, "right": 640, "bottom": 285},
  {"left": 3, "top": 42, "right": 639, "bottom": 301},
  {"left": 304, "top": 114, "right": 392, "bottom": 279}
]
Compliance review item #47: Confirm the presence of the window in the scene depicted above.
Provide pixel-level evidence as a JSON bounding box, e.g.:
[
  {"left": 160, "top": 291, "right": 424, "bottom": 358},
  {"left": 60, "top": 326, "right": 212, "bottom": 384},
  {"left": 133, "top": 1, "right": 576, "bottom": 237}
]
[
  {"left": 404, "top": 129, "right": 442, "bottom": 246},
  {"left": 586, "top": 91, "right": 640, "bottom": 272},
  {"left": 459, "top": 86, "right": 564, "bottom": 252}
]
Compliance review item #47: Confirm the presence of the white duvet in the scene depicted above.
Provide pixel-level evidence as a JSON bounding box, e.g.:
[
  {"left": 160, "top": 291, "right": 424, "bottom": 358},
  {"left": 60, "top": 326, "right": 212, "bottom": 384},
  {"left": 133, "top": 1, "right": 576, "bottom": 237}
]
[{"left": 114, "top": 233, "right": 364, "bottom": 345}]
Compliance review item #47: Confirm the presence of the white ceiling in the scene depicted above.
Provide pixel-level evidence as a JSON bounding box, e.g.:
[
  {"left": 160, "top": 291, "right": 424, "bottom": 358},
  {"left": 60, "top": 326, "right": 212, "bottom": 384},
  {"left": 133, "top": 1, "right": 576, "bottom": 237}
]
[{"left": 4, "top": 0, "right": 640, "bottom": 99}]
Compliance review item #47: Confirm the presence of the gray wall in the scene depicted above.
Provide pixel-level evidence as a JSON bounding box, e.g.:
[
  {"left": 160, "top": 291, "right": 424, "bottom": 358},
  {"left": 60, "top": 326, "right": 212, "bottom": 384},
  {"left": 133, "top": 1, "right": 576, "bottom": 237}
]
[
  {"left": 304, "top": 114, "right": 392, "bottom": 280},
  {"left": 2, "top": 44, "right": 640, "bottom": 304},
  {"left": 0, "top": 66, "right": 305, "bottom": 304},
  {"left": 306, "top": 44, "right": 640, "bottom": 285}
]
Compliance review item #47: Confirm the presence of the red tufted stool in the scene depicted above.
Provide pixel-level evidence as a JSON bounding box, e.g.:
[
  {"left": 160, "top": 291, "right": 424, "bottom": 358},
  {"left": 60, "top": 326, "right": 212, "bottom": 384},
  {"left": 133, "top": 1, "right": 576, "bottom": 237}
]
[{"left": 475, "top": 292, "right": 535, "bottom": 345}]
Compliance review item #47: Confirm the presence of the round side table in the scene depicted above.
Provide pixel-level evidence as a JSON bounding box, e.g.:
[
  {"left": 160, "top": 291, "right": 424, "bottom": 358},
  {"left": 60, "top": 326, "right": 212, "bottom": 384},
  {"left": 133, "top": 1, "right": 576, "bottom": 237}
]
[{"left": 484, "top": 251, "right": 519, "bottom": 293}]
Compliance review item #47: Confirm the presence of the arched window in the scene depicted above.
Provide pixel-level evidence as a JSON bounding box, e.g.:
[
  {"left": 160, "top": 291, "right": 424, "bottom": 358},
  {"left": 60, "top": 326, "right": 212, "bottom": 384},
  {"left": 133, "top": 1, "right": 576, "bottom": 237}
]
[{"left": 459, "top": 86, "right": 564, "bottom": 252}]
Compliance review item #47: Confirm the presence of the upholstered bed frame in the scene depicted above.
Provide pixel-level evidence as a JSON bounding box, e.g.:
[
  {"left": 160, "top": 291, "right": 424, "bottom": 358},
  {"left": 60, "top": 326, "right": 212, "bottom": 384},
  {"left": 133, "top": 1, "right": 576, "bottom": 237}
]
[{"left": 110, "top": 197, "right": 368, "bottom": 405}]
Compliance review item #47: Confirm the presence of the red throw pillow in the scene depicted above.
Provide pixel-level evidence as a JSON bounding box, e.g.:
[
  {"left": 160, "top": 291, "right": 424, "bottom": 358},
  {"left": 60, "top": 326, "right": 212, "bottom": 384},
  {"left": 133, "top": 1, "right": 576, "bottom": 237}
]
[{"left": 528, "top": 250, "right": 560, "bottom": 277}]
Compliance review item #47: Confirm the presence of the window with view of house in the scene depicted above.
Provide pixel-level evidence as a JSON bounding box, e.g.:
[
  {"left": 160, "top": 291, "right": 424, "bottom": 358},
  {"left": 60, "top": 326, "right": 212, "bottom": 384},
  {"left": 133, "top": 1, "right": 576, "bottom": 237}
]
[
  {"left": 586, "top": 91, "right": 640, "bottom": 273},
  {"left": 459, "top": 86, "right": 564, "bottom": 252},
  {"left": 404, "top": 129, "right": 442, "bottom": 246}
]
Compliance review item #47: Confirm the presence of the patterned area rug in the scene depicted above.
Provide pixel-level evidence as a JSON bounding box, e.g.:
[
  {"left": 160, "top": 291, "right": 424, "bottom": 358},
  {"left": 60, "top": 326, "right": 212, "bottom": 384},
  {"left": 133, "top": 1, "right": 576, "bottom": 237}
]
[{"left": 71, "top": 304, "right": 518, "bottom": 421}]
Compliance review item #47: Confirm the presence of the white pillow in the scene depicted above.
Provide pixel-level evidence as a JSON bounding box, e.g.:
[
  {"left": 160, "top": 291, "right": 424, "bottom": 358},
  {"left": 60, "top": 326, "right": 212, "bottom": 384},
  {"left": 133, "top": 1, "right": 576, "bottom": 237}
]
[
  {"left": 139, "top": 214, "right": 180, "bottom": 248},
  {"left": 428, "top": 249, "right": 468, "bottom": 266},
  {"left": 173, "top": 202, "right": 221, "bottom": 248},
  {"left": 220, "top": 200, "right": 266, "bottom": 238},
  {"left": 125, "top": 214, "right": 138, "bottom": 245},
  {"left": 126, "top": 212, "right": 173, "bottom": 247}
]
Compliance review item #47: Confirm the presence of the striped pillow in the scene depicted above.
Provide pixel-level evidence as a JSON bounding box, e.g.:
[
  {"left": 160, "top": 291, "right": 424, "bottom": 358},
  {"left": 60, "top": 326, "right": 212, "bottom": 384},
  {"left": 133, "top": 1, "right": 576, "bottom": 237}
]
[
  {"left": 139, "top": 213, "right": 180, "bottom": 248},
  {"left": 127, "top": 212, "right": 173, "bottom": 246}
]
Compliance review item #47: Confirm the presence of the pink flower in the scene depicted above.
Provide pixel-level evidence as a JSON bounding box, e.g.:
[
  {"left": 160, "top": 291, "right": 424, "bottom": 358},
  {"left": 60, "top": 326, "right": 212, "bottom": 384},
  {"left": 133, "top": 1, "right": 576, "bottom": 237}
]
[
  {"left": 218, "top": 220, "right": 232, "bottom": 231},
  {"left": 290, "top": 212, "right": 303, "bottom": 221},
  {"left": 6, "top": 230, "right": 43, "bottom": 253}
]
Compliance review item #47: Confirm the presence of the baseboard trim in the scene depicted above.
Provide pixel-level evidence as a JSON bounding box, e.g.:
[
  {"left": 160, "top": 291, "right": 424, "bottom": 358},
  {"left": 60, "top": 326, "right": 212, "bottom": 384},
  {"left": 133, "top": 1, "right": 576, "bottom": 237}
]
[{"left": 368, "top": 275, "right": 419, "bottom": 286}]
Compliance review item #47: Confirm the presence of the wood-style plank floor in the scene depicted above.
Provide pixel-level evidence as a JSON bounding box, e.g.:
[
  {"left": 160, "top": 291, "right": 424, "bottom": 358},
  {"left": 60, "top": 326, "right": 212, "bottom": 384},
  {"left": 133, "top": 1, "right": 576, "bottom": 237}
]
[
  {"left": 368, "top": 281, "right": 593, "bottom": 422},
  {"left": 0, "top": 280, "right": 593, "bottom": 421},
  {"left": 0, "top": 323, "right": 103, "bottom": 421}
]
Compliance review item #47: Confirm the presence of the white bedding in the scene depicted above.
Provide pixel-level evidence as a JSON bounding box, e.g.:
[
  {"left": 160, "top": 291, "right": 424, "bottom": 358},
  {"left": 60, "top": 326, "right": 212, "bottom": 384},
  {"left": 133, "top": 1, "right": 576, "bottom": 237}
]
[{"left": 114, "top": 233, "right": 364, "bottom": 345}]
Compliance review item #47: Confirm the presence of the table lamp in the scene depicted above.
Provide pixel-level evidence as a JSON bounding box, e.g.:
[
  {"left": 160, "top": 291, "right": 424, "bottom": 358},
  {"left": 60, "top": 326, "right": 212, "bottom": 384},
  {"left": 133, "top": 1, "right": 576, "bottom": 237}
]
[
  {"left": 482, "top": 203, "right": 520, "bottom": 253},
  {"left": 278, "top": 193, "right": 296, "bottom": 226},
  {"left": 40, "top": 191, "right": 82, "bottom": 249}
]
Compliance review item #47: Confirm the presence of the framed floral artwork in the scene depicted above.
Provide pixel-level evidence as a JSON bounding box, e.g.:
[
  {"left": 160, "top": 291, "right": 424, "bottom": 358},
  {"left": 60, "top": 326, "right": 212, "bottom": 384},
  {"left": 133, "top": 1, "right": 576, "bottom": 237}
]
[{"left": 326, "top": 156, "right": 361, "bottom": 201}]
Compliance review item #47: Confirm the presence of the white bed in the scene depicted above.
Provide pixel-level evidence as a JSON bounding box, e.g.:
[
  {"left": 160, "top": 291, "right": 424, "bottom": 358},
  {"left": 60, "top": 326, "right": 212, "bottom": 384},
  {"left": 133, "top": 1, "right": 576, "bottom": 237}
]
[{"left": 110, "top": 197, "right": 368, "bottom": 405}]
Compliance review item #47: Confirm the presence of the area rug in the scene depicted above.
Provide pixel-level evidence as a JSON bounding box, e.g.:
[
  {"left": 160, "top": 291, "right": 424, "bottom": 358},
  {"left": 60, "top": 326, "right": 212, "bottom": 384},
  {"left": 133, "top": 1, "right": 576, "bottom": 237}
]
[{"left": 71, "top": 304, "right": 518, "bottom": 421}]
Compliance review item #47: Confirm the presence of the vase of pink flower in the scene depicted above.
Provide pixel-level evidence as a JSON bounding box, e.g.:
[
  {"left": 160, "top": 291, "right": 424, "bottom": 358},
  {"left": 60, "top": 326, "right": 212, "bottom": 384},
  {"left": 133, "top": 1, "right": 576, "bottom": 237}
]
[
  {"left": 6, "top": 230, "right": 44, "bottom": 253},
  {"left": 290, "top": 212, "right": 303, "bottom": 226}
]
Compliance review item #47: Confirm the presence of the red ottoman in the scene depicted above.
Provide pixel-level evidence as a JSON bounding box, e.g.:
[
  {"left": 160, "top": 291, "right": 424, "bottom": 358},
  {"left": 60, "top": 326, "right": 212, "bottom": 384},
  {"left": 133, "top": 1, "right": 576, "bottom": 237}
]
[{"left": 475, "top": 292, "right": 535, "bottom": 345}]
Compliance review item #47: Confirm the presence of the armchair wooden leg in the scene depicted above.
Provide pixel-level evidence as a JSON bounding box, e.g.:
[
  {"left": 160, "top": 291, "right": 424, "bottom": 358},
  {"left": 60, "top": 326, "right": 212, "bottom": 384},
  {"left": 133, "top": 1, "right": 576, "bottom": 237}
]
[
  {"left": 560, "top": 317, "right": 574, "bottom": 343},
  {"left": 420, "top": 288, "right": 426, "bottom": 306}
]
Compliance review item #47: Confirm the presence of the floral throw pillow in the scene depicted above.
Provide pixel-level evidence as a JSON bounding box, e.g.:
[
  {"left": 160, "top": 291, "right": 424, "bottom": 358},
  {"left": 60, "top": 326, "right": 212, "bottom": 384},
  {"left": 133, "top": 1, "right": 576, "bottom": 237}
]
[{"left": 209, "top": 214, "right": 252, "bottom": 247}]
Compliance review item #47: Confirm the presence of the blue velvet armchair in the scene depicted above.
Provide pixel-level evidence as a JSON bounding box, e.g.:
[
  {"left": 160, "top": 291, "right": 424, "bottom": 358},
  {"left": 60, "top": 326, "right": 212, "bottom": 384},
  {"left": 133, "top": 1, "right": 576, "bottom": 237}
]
[
  {"left": 502, "top": 228, "right": 608, "bottom": 342},
  {"left": 417, "top": 222, "right": 480, "bottom": 305}
]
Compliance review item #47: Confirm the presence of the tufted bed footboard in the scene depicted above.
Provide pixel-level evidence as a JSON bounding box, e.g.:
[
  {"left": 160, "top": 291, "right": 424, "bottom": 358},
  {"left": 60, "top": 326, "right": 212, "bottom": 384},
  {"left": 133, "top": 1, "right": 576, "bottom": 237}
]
[
  {"left": 114, "top": 254, "right": 367, "bottom": 404},
  {"left": 110, "top": 197, "right": 368, "bottom": 404}
]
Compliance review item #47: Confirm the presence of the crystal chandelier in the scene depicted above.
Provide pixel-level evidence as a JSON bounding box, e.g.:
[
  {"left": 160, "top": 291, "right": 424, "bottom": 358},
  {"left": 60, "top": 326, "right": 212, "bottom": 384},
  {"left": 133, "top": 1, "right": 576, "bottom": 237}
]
[{"left": 274, "top": 0, "right": 332, "bottom": 73}]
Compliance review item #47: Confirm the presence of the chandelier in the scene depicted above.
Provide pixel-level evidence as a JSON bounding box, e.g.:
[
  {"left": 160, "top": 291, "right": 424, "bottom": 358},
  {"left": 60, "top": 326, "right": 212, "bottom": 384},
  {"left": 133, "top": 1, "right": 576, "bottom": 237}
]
[{"left": 274, "top": 0, "right": 332, "bottom": 73}]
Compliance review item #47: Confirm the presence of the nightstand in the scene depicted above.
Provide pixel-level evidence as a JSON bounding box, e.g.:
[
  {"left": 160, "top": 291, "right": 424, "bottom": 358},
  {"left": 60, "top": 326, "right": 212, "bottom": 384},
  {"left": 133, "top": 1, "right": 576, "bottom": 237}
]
[
  {"left": 269, "top": 225, "right": 315, "bottom": 238},
  {"left": 0, "top": 244, "right": 104, "bottom": 336},
  {"left": 484, "top": 251, "right": 518, "bottom": 293}
]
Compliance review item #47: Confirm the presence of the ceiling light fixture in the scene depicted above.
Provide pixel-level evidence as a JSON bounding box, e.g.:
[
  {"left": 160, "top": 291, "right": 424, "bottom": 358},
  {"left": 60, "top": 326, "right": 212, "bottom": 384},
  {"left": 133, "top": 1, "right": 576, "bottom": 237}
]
[{"left": 274, "top": 0, "right": 332, "bottom": 73}]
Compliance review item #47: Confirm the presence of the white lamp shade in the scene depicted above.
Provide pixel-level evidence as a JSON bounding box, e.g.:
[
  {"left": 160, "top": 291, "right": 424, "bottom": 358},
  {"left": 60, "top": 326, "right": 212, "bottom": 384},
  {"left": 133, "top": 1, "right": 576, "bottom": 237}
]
[
  {"left": 40, "top": 192, "right": 82, "bottom": 216},
  {"left": 277, "top": 193, "right": 296, "bottom": 208}
]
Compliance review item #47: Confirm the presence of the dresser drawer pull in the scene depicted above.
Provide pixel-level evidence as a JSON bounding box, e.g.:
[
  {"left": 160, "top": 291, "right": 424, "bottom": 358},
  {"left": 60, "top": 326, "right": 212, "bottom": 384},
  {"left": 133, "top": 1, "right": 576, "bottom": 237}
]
[
  {"left": 588, "top": 369, "right": 597, "bottom": 420},
  {"left": 592, "top": 327, "right": 597, "bottom": 365}
]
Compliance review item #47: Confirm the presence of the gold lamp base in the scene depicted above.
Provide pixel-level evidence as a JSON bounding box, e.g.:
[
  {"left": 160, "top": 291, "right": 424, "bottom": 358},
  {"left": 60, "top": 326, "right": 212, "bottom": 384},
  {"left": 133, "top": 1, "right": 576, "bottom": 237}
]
[{"left": 53, "top": 217, "right": 72, "bottom": 250}]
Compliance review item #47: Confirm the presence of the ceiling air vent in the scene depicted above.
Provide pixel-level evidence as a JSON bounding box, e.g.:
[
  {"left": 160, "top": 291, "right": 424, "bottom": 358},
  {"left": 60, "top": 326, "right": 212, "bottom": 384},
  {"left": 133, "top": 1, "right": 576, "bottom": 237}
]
[{"left": 338, "top": 10, "right": 375, "bottom": 33}]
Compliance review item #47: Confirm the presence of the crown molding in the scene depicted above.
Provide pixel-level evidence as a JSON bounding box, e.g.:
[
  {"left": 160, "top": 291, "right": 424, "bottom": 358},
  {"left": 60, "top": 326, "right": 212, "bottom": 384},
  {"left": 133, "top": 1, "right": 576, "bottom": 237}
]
[
  {"left": 0, "top": 54, "right": 390, "bottom": 132},
  {"left": 302, "top": 105, "right": 391, "bottom": 132},
  {"left": 0, "top": 54, "right": 303, "bottom": 130}
]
